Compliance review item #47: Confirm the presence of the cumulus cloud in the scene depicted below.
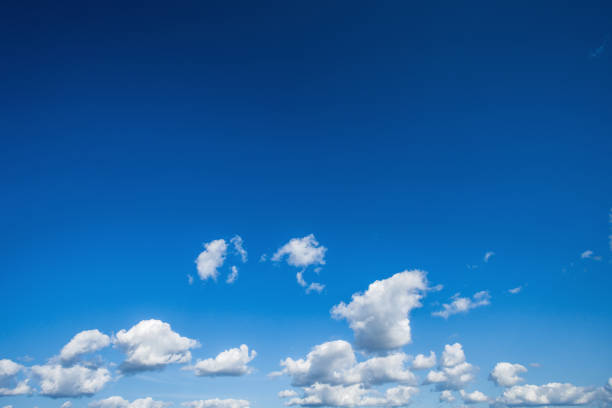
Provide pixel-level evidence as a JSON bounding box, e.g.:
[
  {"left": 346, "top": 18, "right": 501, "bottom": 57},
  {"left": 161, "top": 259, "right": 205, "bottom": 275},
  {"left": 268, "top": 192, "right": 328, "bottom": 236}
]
[
  {"left": 460, "top": 389, "right": 489, "bottom": 404},
  {"left": 272, "top": 235, "right": 327, "bottom": 268},
  {"left": 59, "top": 329, "right": 111, "bottom": 365},
  {"left": 412, "top": 352, "right": 436, "bottom": 370},
  {"left": 90, "top": 396, "right": 170, "bottom": 408},
  {"left": 424, "top": 343, "right": 476, "bottom": 391},
  {"left": 182, "top": 400, "right": 250, "bottom": 408},
  {"left": 114, "top": 319, "right": 199, "bottom": 373},
  {"left": 433, "top": 291, "right": 491, "bottom": 319},
  {"left": 0, "top": 359, "right": 31, "bottom": 396},
  {"left": 495, "top": 382, "right": 599, "bottom": 406},
  {"left": 196, "top": 239, "right": 228, "bottom": 281},
  {"left": 484, "top": 252, "right": 495, "bottom": 262},
  {"left": 440, "top": 390, "right": 455, "bottom": 402},
  {"left": 489, "top": 362, "right": 527, "bottom": 387},
  {"left": 279, "top": 390, "right": 299, "bottom": 398},
  {"left": 226, "top": 266, "right": 239, "bottom": 284},
  {"left": 186, "top": 344, "right": 256, "bottom": 377},
  {"left": 508, "top": 287, "right": 522, "bottom": 295},
  {"left": 331, "top": 270, "right": 428, "bottom": 352},
  {"left": 31, "top": 364, "right": 111, "bottom": 397},
  {"left": 285, "top": 383, "right": 419, "bottom": 407},
  {"left": 276, "top": 340, "right": 416, "bottom": 387},
  {"left": 230, "top": 235, "right": 248, "bottom": 263}
]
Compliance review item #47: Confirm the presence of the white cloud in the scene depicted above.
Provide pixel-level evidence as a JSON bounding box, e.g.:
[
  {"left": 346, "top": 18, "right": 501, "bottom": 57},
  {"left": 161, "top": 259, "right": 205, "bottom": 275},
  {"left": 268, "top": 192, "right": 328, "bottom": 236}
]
[
  {"left": 460, "top": 390, "right": 489, "bottom": 404},
  {"left": 279, "top": 390, "right": 299, "bottom": 398},
  {"left": 59, "top": 329, "right": 111, "bottom": 364},
  {"left": 195, "top": 239, "right": 228, "bottom": 281},
  {"left": 285, "top": 384, "right": 418, "bottom": 407},
  {"left": 31, "top": 364, "right": 111, "bottom": 397},
  {"left": 187, "top": 275, "right": 194, "bottom": 285},
  {"left": 90, "top": 396, "right": 170, "bottom": 408},
  {"left": 61, "top": 402, "right": 73, "bottom": 408},
  {"left": 484, "top": 252, "right": 495, "bottom": 262},
  {"left": 276, "top": 340, "right": 416, "bottom": 387},
  {"left": 440, "top": 390, "right": 455, "bottom": 403},
  {"left": 0, "top": 359, "right": 31, "bottom": 396},
  {"left": 114, "top": 319, "right": 199, "bottom": 373},
  {"left": 424, "top": 343, "right": 476, "bottom": 391},
  {"left": 272, "top": 234, "right": 326, "bottom": 268},
  {"left": 580, "top": 250, "right": 602, "bottom": 261},
  {"left": 331, "top": 270, "right": 428, "bottom": 352},
  {"left": 489, "top": 362, "right": 527, "bottom": 387},
  {"left": 495, "top": 382, "right": 599, "bottom": 406},
  {"left": 508, "top": 287, "right": 522, "bottom": 295},
  {"left": 412, "top": 352, "right": 436, "bottom": 370},
  {"left": 182, "top": 400, "right": 250, "bottom": 408},
  {"left": 186, "top": 344, "right": 256, "bottom": 377},
  {"left": 227, "top": 266, "right": 239, "bottom": 284},
  {"left": 433, "top": 291, "right": 491, "bottom": 319},
  {"left": 306, "top": 282, "right": 325, "bottom": 294},
  {"left": 230, "top": 235, "right": 248, "bottom": 263}
]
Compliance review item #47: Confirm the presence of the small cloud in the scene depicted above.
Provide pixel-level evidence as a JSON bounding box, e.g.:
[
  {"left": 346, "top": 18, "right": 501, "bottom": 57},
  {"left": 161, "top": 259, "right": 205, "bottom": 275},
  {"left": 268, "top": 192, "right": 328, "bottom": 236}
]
[
  {"left": 226, "top": 266, "right": 239, "bottom": 284},
  {"left": 230, "top": 235, "right": 248, "bottom": 263},
  {"left": 484, "top": 251, "right": 495, "bottom": 263},
  {"left": 259, "top": 254, "right": 268, "bottom": 262},
  {"left": 590, "top": 35, "right": 609, "bottom": 58},
  {"left": 187, "top": 275, "right": 194, "bottom": 285},
  {"left": 195, "top": 239, "right": 228, "bottom": 281},
  {"left": 306, "top": 282, "right": 325, "bottom": 294},
  {"left": 581, "top": 250, "right": 602, "bottom": 261},
  {"left": 529, "top": 362, "right": 541, "bottom": 368},
  {"left": 433, "top": 291, "right": 491, "bottom": 319},
  {"left": 508, "top": 286, "right": 522, "bottom": 295}
]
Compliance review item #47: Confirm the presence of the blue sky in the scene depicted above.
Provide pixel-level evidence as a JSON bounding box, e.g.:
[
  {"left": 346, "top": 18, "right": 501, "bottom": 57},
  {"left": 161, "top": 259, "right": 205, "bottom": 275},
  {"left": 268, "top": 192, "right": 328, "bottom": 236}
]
[{"left": 1, "top": 2, "right": 611, "bottom": 408}]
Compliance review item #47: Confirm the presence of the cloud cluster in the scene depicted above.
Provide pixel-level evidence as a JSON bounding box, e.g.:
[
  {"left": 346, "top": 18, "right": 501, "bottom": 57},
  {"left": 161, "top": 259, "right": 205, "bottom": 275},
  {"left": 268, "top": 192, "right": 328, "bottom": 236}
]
[
  {"left": 90, "top": 396, "right": 171, "bottom": 408},
  {"left": 282, "top": 383, "right": 419, "bottom": 407},
  {"left": 433, "top": 291, "right": 491, "bottom": 319},
  {"left": 114, "top": 319, "right": 199, "bottom": 373},
  {"left": 186, "top": 344, "right": 256, "bottom": 377},
  {"left": 0, "top": 359, "right": 31, "bottom": 396},
  {"left": 272, "top": 234, "right": 327, "bottom": 293},
  {"left": 31, "top": 364, "right": 111, "bottom": 397},
  {"left": 182, "top": 399, "right": 250, "bottom": 408},
  {"left": 412, "top": 352, "right": 436, "bottom": 370},
  {"left": 489, "top": 362, "right": 527, "bottom": 387},
  {"left": 59, "top": 329, "right": 111, "bottom": 365},
  {"left": 331, "top": 270, "right": 428, "bottom": 352}
]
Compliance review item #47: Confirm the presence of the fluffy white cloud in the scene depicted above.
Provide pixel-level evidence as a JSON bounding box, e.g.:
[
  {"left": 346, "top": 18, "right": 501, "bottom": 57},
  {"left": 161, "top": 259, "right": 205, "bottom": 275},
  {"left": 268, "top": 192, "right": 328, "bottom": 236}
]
[
  {"left": 196, "top": 239, "right": 228, "bottom": 281},
  {"left": 59, "top": 329, "right": 111, "bottom": 364},
  {"left": 484, "top": 252, "right": 495, "bottom": 262},
  {"left": 90, "top": 396, "right": 170, "bottom": 408},
  {"left": 276, "top": 340, "right": 416, "bottom": 387},
  {"left": 114, "top": 319, "right": 199, "bottom": 373},
  {"left": 489, "top": 362, "right": 527, "bottom": 387},
  {"left": 412, "top": 352, "right": 436, "bottom": 370},
  {"left": 285, "top": 383, "right": 418, "bottom": 407},
  {"left": 460, "top": 390, "right": 489, "bottom": 404},
  {"left": 279, "top": 390, "right": 299, "bottom": 398},
  {"left": 182, "top": 399, "right": 250, "bottom": 408},
  {"left": 433, "top": 291, "right": 491, "bottom": 319},
  {"left": 306, "top": 282, "right": 325, "bottom": 294},
  {"left": 440, "top": 390, "right": 455, "bottom": 403},
  {"left": 227, "top": 266, "right": 239, "bottom": 284},
  {"left": 0, "top": 359, "right": 31, "bottom": 396},
  {"left": 187, "top": 344, "right": 256, "bottom": 376},
  {"left": 496, "top": 382, "right": 599, "bottom": 406},
  {"left": 31, "top": 364, "right": 111, "bottom": 397},
  {"left": 61, "top": 402, "right": 73, "bottom": 408},
  {"left": 424, "top": 343, "right": 476, "bottom": 391},
  {"left": 272, "top": 235, "right": 326, "bottom": 268},
  {"left": 508, "top": 287, "right": 522, "bottom": 295},
  {"left": 331, "top": 270, "right": 428, "bottom": 352},
  {"left": 230, "top": 235, "right": 248, "bottom": 263}
]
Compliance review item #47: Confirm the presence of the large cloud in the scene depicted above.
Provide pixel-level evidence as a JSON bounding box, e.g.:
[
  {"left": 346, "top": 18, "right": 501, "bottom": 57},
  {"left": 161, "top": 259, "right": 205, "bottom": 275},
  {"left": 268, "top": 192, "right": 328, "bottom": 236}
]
[
  {"left": 283, "top": 383, "right": 419, "bottom": 407},
  {"left": 275, "top": 340, "right": 416, "bottom": 387},
  {"left": 59, "top": 329, "right": 111, "bottom": 365},
  {"left": 90, "top": 396, "right": 170, "bottom": 408},
  {"left": 489, "top": 363, "right": 527, "bottom": 387},
  {"left": 424, "top": 343, "right": 476, "bottom": 391},
  {"left": 186, "top": 344, "right": 256, "bottom": 376},
  {"left": 0, "top": 359, "right": 31, "bottom": 396},
  {"left": 331, "top": 270, "right": 428, "bottom": 352},
  {"left": 114, "top": 319, "right": 199, "bottom": 373},
  {"left": 31, "top": 364, "right": 111, "bottom": 397},
  {"left": 196, "top": 239, "right": 228, "bottom": 281},
  {"left": 495, "top": 382, "right": 599, "bottom": 406},
  {"left": 432, "top": 291, "right": 491, "bottom": 319},
  {"left": 182, "top": 400, "right": 250, "bottom": 408}
]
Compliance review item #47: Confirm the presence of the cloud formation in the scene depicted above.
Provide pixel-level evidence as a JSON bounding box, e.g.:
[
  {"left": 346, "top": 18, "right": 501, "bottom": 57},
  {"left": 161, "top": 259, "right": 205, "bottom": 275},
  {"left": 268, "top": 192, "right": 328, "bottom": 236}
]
[
  {"left": 195, "top": 239, "right": 228, "bottom": 281},
  {"left": 484, "top": 252, "right": 495, "bottom": 262},
  {"left": 460, "top": 389, "right": 489, "bottom": 404},
  {"left": 331, "top": 270, "right": 428, "bottom": 352},
  {"left": 284, "top": 383, "right": 419, "bottom": 407},
  {"left": 31, "top": 364, "right": 111, "bottom": 397},
  {"left": 230, "top": 235, "right": 248, "bottom": 263},
  {"left": 272, "top": 235, "right": 327, "bottom": 268},
  {"left": 90, "top": 396, "right": 170, "bottom": 408},
  {"left": 114, "top": 319, "right": 199, "bottom": 373},
  {"left": 59, "top": 329, "right": 111, "bottom": 365},
  {"left": 489, "top": 362, "right": 527, "bottom": 387},
  {"left": 424, "top": 343, "right": 476, "bottom": 391},
  {"left": 182, "top": 400, "right": 250, "bottom": 408},
  {"left": 412, "top": 352, "right": 436, "bottom": 370},
  {"left": 432, "top": 291, "right": 491, "bottom": 319},
  {"left": 495, "top": 382, "right": 599, "bottom": 406},
  {"left": 0, "top": 359, "right": 30, "bottom": 396},
  {"left": 227, "top": 266, "right": 239, "bottom": 284},
  {"left": 187, "top": 344, "right": 256, "bottom": 377}
]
